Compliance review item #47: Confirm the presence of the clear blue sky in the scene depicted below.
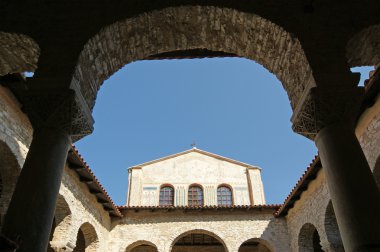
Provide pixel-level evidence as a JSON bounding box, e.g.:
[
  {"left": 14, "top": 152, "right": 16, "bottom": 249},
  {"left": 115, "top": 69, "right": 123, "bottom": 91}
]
[{"left": 75, "top": 58, "right": 372, "bottom": 206}]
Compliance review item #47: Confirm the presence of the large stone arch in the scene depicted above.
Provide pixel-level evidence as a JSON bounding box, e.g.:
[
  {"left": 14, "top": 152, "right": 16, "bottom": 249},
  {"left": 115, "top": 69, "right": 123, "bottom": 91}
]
[
  {"left": 126, "top": 240, "right": 158, "bottom": 252},
  {"left": 324, "top": 201, "right": 344, "bottom": 252},
  {"left": 0, "top": 32, "right": 40, "bottom": 76},
  {"left": 72, "top": 222, "right": 99, "bottom": 252},
  {"left": 0, "top": 139, "right": 21, "bottom": 227},
  {"left": 73, "top": 5, "right": 313, "bottom": 113},
  {"left": 238, "top": 238, "right": 274, "bottom": 252},
  {"left": 298, "top": 223, "right": 323, "bottom": 252},
  {"left": 169, "top": 229, "right": 228, "bottom": 252},
  {"left": 346, "top": 24, "right": 380, "bottom": 67}
]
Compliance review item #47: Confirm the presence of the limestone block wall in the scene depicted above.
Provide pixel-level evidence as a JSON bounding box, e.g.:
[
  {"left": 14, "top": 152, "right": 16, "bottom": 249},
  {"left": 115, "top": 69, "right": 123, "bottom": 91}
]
[
  {"left": 109, "top": 210, "right": 290, "bottom": 252},
  {"left": 50, "top": 166, "right": 113, "bottom": 251},
  {"left": 0, "top": 85, "right": 32, "bottom": 166},
  {"left": 285, "top": 170, "right": 340, "bottom": 252},
  {"left": 0, "top": 85, "right": 114, "bottom": 251},
  {"left": 128, "top": 151, "right": 264, "bottom": 206}
]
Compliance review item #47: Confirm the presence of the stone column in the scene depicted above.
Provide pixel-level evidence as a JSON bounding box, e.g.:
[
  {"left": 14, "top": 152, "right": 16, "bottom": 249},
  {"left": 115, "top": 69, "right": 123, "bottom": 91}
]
[
  {"left": 293, "top": 87, "right": 380, "bottom": 252},
  {"left": 0, "top": 89, "right": 93, "bottom": 252}
]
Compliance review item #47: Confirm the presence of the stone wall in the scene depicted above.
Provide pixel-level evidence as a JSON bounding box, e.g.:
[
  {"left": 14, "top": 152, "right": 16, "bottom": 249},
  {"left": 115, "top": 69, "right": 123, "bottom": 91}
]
[{"left": 109, "top": 210, "right": 290, "bottom": 252}]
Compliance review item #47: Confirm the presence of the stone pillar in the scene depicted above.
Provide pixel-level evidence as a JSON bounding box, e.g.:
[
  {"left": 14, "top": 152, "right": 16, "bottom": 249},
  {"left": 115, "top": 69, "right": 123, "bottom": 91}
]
[
  {"left": 293, "top": 87, "right": 380, "bottom": 252},
  {"left": 0, "top": 89, "right": 93, "bottom": 252}
]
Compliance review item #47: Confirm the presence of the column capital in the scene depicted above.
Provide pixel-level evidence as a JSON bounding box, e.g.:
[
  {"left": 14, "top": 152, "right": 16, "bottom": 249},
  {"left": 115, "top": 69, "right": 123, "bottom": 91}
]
[
  {"left": 291, "top": 86, "right": 364, "bottom": 140},
  {"left": 19, "top": 88, "right": 94, "bottom": 142}
]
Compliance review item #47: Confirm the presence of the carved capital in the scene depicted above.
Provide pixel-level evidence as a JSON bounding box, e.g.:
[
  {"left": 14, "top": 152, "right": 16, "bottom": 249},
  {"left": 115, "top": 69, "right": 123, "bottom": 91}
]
[
  {"left": 291, "top": 87, "right": 364, "bottom": 140},
  {"left": 20, "top": 89, "right": 94, "bottom": 142}
]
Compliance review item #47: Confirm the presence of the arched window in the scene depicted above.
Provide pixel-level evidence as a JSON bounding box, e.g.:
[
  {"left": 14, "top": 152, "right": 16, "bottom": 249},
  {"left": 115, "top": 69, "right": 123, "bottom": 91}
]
[
  {"left": 217, "top": 185, "right": 233, "bottom": 206},
  {"left": 188, "top": 185, "right": 203, "bottom": 206},
  {"left": 159, "top": 185, "right": 174, "bottom": 206}
]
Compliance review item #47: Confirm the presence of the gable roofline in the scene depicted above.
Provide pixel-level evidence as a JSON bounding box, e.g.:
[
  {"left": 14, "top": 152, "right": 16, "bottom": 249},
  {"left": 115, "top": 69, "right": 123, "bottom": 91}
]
[{"left": 129, "top": 147, "right": 261, "bottom": 170}]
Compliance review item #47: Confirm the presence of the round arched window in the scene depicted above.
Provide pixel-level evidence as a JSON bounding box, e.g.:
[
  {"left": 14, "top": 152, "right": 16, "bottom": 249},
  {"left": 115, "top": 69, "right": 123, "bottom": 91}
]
[
  {"left": 188, "top": 186, "right": 203, "bottom": 206},
  {"left": 159, "top": 186, "right": 174, "bottom": 206},
  {"left": 217, "top": 186, "right": 233, "bottom": 206}
]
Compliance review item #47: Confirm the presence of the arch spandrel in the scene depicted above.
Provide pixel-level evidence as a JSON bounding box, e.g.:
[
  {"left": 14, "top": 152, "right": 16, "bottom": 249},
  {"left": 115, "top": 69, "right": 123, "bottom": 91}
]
[{"left": 74, "top": 6, "right": 312, "bottom": 112}]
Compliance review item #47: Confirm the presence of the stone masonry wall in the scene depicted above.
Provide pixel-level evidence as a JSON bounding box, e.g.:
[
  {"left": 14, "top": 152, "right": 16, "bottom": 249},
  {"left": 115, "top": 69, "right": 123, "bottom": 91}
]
[{"left": 109, "top": 211, "right": 290, "bottom": 252}]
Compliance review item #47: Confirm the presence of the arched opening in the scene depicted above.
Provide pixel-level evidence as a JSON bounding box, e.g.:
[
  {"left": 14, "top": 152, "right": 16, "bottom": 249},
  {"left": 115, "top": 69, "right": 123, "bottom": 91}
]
[
  {"left": 126, "top": 241, "right": 158, "bottom": 252},
  {"left": 0, "top": 140, "right": 20, "bottom": 227},
  {"left": 298, "top": 223, "right": 323, "bottom": 252},
  {"left": 217, "top": 184, "right": 233, "bottom": 206},
  {"left": 238, "top": 238, "right": 273, "bottom": 252},
  {"left": 159, "top": 184, "right": 174, "bottom": 206},
  {"left": 73, "top": 222, "right": 99, "bottom": 252},
  {"left": 188, "top": 184, "right": 204, "bottom": 207},
  {"left": 0, "top": 32, "right": 40, "bottom": 76},
  {"left": 47, "top": 195, "right": 73, "bottom": 251},
  {"left": 171, "top": 230, "right": 227, "bottom": 252},
  {"left": 75, "top": 6, "right": 312, "bottom": 113},
  {"left": 324, "top": 201, "right": 344, "bottom": 251}
]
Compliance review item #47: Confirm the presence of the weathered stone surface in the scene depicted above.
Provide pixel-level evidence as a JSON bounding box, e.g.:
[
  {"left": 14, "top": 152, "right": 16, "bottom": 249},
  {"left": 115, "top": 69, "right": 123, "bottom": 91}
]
[{"left": 74, "top": 6, "right": 312, "bottom": 111}]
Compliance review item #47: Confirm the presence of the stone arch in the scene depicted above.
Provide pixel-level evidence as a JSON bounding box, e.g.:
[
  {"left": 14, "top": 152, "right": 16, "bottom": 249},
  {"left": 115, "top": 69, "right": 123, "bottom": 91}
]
[
  {"left": 0, "top": 32, "right": 40, "bottom": 76},
  {"left": 170, "top": 229, "right": 228, "bottom": 252},
  {"left": 346, "top": 24, "right": 380, "bottom": 67},
  {"left": 324, "top": 201, "right": 344, "bottom": 251},
  {"left": 298, "top": 223, "right": 323, "bottom": 252},
  {"left": 126, "top": 240, "right": 158, "bottom": 252},
  {"left": 238, "top": 238, "right": 274, "bottom": 252},
  {"left": 73, "top": 6, "right": 312, "bottom": 113},
  {"left": 0, "top": 140, "right": 21, "bottom": 227},
  {"left": 73, "top": 222, "right": 99, "bottom": 252},
  {"left": 48, "top": 194, "right": 73, "bottom": 248}
]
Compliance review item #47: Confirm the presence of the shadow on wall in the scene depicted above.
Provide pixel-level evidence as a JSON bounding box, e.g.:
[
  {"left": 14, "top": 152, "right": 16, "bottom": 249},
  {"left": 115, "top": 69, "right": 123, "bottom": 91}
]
[
  {"left": 0, "top": 140, "right": 21, "bottom": 228},
  {"left": 324, "top": 201, "right": 344, "bottom": 252},
  {"left": 72, "top": 222, "right": 99, "bottom": 252},
  {"left": 298, "top": 223, "right": 323, "bottom": 252},
  {"left": 373, "top": 156, "right": 380, "bottom": 190}
]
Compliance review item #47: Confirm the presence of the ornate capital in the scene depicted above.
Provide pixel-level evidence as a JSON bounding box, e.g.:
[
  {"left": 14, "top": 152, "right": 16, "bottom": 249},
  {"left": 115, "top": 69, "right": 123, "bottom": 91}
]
[
  {"left": 291, "top": 87, "right": 364, "bottom": 140},
  {"left": 19, "top": 89, "right": 94, "bottom": 142}
]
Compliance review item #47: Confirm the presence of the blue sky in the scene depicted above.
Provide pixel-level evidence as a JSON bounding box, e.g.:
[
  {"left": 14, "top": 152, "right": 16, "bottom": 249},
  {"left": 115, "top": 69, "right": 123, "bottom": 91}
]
[{"left": 75, "top": 58, "right": 373, "bottom": 206}]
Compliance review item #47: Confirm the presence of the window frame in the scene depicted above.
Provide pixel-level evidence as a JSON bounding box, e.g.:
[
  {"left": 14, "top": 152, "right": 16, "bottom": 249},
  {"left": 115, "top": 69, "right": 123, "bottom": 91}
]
[
  {"left": 217, "top": 184, "right": 233, "bottom": 206},
  {"left": 187, "top": 184, "right": 204, "bottom": 207},
  {"left": 159, "top": 184, "right": 175, "bottom": 206}
]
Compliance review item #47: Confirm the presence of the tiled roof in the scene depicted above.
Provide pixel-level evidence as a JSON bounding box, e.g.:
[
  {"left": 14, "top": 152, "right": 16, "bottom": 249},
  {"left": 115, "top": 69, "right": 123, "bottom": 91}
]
[
  {"left": 67, "top": 146, "right": 122, "bottom": 217},
  {"left": 274, "top": 156, "right": 322, "bottom": 217}
]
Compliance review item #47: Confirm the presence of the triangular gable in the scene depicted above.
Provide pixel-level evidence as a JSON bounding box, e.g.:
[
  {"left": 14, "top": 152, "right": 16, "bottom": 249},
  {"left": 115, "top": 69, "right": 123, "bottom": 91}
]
[{"left": 129, "top": 148, "right": 260, "bottom": 170}]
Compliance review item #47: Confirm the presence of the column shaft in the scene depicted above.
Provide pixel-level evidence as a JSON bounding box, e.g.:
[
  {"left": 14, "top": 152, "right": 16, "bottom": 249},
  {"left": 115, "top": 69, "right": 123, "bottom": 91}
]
[
  {"left": 1, "top": 127, "right": 70, "bottom": 252},
  {"left": 316, "top": 123, "right": 380, "bottom": 252}
]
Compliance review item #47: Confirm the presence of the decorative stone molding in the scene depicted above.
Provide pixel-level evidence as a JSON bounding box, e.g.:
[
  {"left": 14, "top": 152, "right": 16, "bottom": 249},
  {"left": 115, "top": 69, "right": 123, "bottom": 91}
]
[
  {"left": 291, "top": 87, "right": 364, "bottom": 140},
  {"left": 18, "top": 89, "right": 94, "bottom": 142}
]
